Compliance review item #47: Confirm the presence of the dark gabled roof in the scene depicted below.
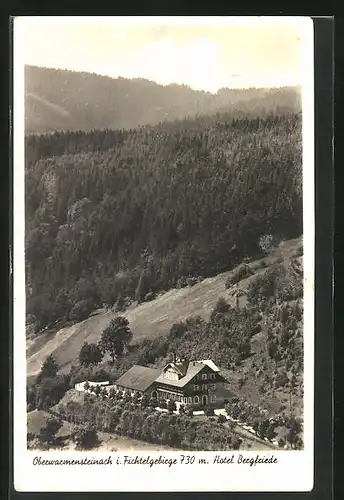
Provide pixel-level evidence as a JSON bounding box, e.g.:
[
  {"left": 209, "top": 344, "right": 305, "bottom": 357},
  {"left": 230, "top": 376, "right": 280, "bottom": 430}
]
[{"left": 115, "top": 365, "right": 161, "bottom": 392}]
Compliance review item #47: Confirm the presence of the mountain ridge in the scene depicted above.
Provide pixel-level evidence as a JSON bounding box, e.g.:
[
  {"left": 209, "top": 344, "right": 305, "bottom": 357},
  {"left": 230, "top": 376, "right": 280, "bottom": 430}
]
[{"left": 25, "top": 65, "right": 302, "bottom": 134}]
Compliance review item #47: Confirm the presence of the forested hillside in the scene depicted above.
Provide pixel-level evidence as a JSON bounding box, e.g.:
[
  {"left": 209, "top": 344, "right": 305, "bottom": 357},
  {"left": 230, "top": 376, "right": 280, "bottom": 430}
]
[
  {"left": 25, "top": 110, "right": 302, "bottom": 334},
  {"left": 27, "top": 244, "right": 304, "bottom": 449},
  {"left": 25, "top": 65, "right": 301, "bottom": 134}
]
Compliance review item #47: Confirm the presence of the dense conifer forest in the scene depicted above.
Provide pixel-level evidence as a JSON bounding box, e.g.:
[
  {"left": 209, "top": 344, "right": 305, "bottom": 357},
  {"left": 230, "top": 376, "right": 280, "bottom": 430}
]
[{"left": 25, "top": 109, "right": 302, "bottom": 333}]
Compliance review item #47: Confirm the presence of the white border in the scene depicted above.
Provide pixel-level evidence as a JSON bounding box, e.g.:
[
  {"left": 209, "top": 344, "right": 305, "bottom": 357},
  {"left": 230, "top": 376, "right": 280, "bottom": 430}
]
[{"left": 13, "top": 16, "right": 314, "bottom": 492}]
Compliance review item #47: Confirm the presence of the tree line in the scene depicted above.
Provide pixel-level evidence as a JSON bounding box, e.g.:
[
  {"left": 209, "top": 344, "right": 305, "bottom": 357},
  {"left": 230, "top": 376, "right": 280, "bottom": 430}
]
[{"left": 55, "top": 389, "right": 243, "bottom": 451}]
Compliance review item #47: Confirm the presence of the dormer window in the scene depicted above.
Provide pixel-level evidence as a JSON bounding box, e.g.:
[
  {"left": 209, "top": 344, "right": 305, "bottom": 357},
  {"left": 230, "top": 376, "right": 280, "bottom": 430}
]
[{"left": 164, "top": 368, "right": 178, "bottom": 380}]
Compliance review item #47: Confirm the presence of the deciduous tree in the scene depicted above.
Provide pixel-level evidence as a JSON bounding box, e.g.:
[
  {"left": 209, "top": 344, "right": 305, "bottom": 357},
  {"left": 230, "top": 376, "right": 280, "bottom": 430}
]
[
  {"left": 99, "top": 317, "right": 133, "bottom": 361},
  {"left": 79, "top": 342, "right": 103, "bottom": 367}
]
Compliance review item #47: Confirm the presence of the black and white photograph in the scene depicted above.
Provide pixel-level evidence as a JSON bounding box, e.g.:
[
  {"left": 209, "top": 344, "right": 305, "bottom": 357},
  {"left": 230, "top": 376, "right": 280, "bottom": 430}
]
[{"left": 13, "top": 16, "right": 315, "bottom": 492}]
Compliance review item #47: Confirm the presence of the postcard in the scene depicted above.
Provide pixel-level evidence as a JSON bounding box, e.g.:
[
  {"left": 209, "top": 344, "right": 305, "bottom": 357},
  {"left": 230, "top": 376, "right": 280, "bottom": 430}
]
[{"left": 13, "top": 15, "right": 314, "bottom": 492}]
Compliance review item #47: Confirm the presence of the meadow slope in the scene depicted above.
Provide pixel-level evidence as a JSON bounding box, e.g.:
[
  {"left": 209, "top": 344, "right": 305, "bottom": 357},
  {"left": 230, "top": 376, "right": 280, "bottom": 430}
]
[{"left": 27, "top": 237, "right": 302, "bottom": 378}]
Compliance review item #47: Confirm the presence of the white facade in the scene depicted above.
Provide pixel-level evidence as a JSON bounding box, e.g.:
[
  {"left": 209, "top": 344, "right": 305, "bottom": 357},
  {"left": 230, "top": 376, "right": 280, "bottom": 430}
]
[{"left": 74, "top": 380, "right": 110, "bottom": 392}]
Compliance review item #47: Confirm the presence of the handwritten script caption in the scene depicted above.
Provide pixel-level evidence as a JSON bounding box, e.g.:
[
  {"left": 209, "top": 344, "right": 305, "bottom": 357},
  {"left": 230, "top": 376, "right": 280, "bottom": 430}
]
[{"left": 33, "top": 454, "right": 278, "bottom": 468}]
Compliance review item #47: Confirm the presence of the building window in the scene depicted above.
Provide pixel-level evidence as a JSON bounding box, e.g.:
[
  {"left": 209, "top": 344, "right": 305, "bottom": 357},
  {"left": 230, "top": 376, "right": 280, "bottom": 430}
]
[
  {"left": 201, "top": 373, "right": 208, "bottom": 380},
  {"left": 193, "top": 384, "right": 199, "bottom": 391},
  {"left": 188, "top": 397, "right": 192, "bottom": 404},
  {"left": 164, "top": 370, "right": 178, "bottom": 380},
  {"left": 210, "top": 373, "right": 216, "bottom": 380},
  {"left": 202, "top": 384, "right": 207, "bottom": 391},
  {"left": 184, "top": 397, "right": 188, "bottom": 404},
  {"left": 211, "top": 394, "right": 216, "bottom": 403},
  {"left": 210, "top": 384, "right": 216, "bottom": 390},
  {"left": 194, "top": 396, "right": 199, "bottom": 404}
]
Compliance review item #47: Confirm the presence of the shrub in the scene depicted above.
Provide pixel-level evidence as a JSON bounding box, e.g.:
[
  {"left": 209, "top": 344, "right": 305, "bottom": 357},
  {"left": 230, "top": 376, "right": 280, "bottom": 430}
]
[
  {"left": 205, "top": 408, "right": 215, "bottom": 416},
  {"left": 286, "top": 417, "right": 302, "bottom": 449},
  {"left": 27, "top": 386, "right": 37, "bottom": 412},
  {"left": 148, "top": 397, "right": 157, "bottom": 407},
  {"left": 167, "top": 399, "right": 177, "bottom": 414},
  {"left": 238, "top": 377, "right": 246, "bottom": 389},
  {"left": 218, "top": 414, "right": 227, "bottom": 424},
  {"left": 238, "top": 340, "right": 251, "bottom": 359},
  {"left": 39, "top": 417, "right": 63, "bottom": 446},
  {"left": 93, "top": 385, "right": 101, "bottom": 396},
  {"left": 90, "top": 366, "right": 112, "bottom": 383},
  {"left": 141, "top": 393, "right": 149, "bottom": 408},
  {"left": 179, "top": 404, "right": 186, "bottom": 414},
  {"left": 278, "top": 437, "right": 286, "bottom": 448},
  {"left": 72, "top": 424, "right": 100, "bottom": 450},
  {"left": 132, "top": 392, "right": 141, "bottom": 404},
  {"left": 259, "top": 384, "right": 265, "bottom": 395},
  {"left": 232, "top": 436, "right": 242, "bottom": 450},
  {"left": 234, "top": 354, "right": 242, "bottom": 366},
  {"left": 295, "top": 245, "right": 303, "bottom": 257},
  {"left": 225, "top": 264, "right": 253, "bottom": 288},
  {"left": 35, "top": 375, "right": 70, "bottom": 410},
  {"left": 274, "top": 371, "right": 289, "bottom": 388},
  {"left": 258, "top": 234, "right": 276, "bottom": 254},
  {"left": 79, "top": 342, "right": 103, "bottom": 367},
  {"left": 100, "top": 387, "right": 108, "bottom": 399},
  {"left": 144, "top": 292, "right": 156, "bottom": 302},
  {"left": 169, "top": 322, "right": 187, "bottom": 340},
  {"left": 186, "top": 277, "right": 198, "bottom": 287},
  {"left": 115, "top": 297, "right": 127, "bottom": 312},
  {"left": 247, "top": 265, "right": 288, "bottom": 308},
  {"left": 27, "top": 432, "right": 35, "bottom": 442},
  {"left": 176, "top": 277, "right": 188, "bottom": 289},
  {"left": 69, "top": 299, "right": 95, "bottom": 322},
  {"left": 210, "top": 297, "right": 231, "bottom": 322},
  {"left": 123, "top": 391, "right": 132, "bottom": 404}
]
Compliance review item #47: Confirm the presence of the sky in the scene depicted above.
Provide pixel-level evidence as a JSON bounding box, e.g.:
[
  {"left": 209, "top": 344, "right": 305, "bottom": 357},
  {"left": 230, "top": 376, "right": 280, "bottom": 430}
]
[{"left": 16, "top": 16, "right": 311, "bottom": 93}]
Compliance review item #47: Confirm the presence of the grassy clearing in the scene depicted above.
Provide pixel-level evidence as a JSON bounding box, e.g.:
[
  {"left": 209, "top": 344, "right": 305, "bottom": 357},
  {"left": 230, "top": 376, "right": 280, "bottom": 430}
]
[{"left": 26, "top": 236, "right": 302, "bottom": 378}]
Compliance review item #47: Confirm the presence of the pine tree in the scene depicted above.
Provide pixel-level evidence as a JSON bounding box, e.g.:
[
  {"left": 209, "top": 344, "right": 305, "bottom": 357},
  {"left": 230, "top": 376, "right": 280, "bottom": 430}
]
[{"left": 39, "top": 354, "right": 59, "bottom": 379}]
